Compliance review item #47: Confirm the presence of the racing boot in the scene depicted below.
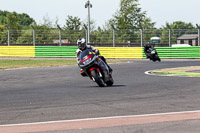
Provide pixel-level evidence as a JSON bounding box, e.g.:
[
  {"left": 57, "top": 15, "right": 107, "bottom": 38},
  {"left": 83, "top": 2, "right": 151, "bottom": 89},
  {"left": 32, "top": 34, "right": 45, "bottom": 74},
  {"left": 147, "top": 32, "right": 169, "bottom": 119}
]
[{"left": 80, "top": 69, "right": 87, "bottom": 77}]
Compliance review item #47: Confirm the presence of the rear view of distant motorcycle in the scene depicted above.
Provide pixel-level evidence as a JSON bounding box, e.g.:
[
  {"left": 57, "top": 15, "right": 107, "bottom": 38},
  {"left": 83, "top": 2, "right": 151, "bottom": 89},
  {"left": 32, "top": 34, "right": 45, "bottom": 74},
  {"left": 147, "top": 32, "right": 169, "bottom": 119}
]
[{"left": 144, "top": 44, "right": 161, "bottom": 62}]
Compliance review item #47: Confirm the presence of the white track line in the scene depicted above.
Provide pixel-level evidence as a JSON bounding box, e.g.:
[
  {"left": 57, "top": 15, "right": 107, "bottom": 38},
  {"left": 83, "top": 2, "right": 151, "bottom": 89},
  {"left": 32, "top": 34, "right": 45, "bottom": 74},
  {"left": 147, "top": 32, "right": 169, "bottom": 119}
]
[
  {"left": 145, "top": 66, "right": 200, "bottom": 78},
  {"left": 1, "top": 110, "right": 200, "bottom": 127}
]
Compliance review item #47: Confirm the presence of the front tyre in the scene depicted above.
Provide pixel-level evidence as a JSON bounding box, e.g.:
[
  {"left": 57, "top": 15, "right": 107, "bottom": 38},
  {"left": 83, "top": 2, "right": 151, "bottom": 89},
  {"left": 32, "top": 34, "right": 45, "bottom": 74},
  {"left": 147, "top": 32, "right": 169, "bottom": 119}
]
[
  {"left": 91, "top": 70, "right": 105, "bottom": 87},
  {"left": 106, "top": 75, "right": 114, "bottom": 86}
]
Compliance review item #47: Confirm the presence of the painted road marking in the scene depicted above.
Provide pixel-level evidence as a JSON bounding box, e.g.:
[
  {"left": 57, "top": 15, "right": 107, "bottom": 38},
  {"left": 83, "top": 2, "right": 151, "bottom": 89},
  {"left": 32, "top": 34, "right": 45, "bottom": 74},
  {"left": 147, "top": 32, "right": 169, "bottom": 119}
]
[
  {"left": 1, "top": 110, "right": 200, "bottom": 133},
  {"left": 145, "top": 66, "right": 200, "bottom": 77}
]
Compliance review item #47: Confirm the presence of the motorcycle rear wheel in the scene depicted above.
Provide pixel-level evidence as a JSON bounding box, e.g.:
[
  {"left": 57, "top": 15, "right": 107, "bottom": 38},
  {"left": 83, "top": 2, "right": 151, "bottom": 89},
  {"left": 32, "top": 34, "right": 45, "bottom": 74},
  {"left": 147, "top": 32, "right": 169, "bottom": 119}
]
[
  {"left": 155, "top": 55, "right": 161, "bottom": 62},
  {"left": 91, "top": 70, "right": 105, "bottom": 87}
]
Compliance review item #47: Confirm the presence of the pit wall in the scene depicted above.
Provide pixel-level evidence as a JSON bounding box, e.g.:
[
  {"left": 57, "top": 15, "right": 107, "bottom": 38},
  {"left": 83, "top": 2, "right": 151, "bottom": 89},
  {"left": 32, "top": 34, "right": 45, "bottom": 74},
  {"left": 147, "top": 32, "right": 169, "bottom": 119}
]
[{"left": 0, "top": 46, "right": 199, "bottom": 59}]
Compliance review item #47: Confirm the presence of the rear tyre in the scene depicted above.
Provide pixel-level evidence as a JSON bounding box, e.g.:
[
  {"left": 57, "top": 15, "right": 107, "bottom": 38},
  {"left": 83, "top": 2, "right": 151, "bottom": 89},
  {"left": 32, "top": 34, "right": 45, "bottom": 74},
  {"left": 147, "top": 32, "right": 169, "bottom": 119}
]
[
  {"left": 152, "top": 55, "right": 156, "bottom": 62},
  {"left": 91, "top": 70, "right": 105, "bottom": 87},
  {"left": 155, "top": 55, "right": 161, "bottom": 62}
]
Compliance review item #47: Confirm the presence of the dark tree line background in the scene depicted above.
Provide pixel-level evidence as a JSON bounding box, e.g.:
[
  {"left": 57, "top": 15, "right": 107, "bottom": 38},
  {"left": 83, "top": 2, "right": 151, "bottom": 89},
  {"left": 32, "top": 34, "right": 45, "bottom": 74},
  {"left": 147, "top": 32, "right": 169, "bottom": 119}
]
[{"left": 0, "top": 0, "right": 198, "bottom": 45}]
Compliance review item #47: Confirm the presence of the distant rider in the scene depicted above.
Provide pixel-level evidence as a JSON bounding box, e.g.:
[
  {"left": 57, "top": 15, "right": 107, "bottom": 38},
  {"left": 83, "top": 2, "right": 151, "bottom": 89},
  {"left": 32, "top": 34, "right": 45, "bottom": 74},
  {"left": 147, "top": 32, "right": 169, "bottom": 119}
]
[
  {"left": 144, "top": 44, "right": 154, "bottom": 58},
  {"left": 76, "top": 38, "right": 112, "bottom": 76}
]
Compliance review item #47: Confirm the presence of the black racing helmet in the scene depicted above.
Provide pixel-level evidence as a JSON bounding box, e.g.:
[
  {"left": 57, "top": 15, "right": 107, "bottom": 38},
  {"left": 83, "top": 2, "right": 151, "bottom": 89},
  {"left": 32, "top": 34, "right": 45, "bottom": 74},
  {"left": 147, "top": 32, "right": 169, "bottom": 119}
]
[{"left": 144, "top": 43, "right": 150, "bottom": 47}]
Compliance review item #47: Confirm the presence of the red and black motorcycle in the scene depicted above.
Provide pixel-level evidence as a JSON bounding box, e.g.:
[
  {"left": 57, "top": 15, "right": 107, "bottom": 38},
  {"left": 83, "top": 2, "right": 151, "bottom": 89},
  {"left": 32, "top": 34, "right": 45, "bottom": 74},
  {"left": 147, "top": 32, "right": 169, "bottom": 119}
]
[{"left": 78, "top": 49, "right": 114, "bottom": 87}]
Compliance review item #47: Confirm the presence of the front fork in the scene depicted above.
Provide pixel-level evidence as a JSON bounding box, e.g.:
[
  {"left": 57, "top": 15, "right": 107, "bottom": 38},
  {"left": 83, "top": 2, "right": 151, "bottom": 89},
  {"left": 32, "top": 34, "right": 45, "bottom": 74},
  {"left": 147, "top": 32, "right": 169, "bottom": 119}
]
[{"left": 89, "top": 67, "right": 102, "bottom": 82}]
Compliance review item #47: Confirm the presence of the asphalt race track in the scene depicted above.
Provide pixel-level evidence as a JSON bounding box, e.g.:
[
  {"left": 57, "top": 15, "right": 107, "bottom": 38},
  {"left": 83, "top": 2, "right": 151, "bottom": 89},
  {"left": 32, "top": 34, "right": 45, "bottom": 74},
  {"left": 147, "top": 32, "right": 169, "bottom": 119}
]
[{"left": 0, "top": 59, "right": 200, "bottom": 132}]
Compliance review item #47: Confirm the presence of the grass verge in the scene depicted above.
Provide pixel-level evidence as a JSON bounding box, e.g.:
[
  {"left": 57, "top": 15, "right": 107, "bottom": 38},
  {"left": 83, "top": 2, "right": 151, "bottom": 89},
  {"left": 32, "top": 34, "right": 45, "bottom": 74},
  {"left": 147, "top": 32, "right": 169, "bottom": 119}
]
[
  {"left": 0, "top": 60, "right": 77, "bottom": 69},
  {"left": 0, "top": 59, "right": 127, "bottom": 70}
]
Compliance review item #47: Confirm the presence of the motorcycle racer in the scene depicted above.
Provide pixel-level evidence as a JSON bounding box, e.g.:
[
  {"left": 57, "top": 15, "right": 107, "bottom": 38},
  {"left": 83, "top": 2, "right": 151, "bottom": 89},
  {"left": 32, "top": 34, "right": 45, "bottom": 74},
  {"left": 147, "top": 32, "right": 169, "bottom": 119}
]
[
  {"left": 76, "top": 38, "right": 112, "bottom": 76},
  {"left": 144, "top": 43, "right": 161, "bottom": 62}
]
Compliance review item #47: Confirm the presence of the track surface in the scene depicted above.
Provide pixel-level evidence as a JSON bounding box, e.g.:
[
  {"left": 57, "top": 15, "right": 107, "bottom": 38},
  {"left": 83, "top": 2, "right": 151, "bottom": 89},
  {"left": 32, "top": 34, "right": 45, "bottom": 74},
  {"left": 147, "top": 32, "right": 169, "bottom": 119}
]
[{"left": 0, "top": 59, "right": 200, "bottom": 132}]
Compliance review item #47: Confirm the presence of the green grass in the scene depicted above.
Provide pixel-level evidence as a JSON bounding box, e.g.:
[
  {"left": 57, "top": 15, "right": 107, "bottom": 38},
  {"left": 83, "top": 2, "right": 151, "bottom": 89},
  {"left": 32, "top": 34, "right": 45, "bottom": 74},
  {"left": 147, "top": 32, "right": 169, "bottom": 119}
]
[
  {"left": 0, "top": 59, "right": 127, "bottom": 70},
  {"left": 0, "top": 60, "right": 77, "bottom": 69}
]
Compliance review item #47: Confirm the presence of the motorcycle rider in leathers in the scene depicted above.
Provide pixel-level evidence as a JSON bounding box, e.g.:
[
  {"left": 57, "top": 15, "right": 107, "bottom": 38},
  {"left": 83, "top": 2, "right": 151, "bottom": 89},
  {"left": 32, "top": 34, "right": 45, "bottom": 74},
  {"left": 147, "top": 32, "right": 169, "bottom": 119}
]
[
  {"left": 144, "top": 43, "right": 154, "bottom": 58},
  {"left": 76, "top": 38, "right": 112, "bottom": 76}
]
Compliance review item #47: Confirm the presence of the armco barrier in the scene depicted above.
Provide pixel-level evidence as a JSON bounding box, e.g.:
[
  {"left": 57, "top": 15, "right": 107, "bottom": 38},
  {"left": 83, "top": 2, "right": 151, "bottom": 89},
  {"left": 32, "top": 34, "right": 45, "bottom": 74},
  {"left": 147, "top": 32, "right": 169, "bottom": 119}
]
[
  {"left": 151, "top": 46, "right": 200, "bottom": 59},
  {"left": 35, "top": 46, "right": 77, "bottom": 58},
  {"left": 0, "top": 46, "right": 35, "bottom": 57},
  {"left": 97, "top": 47, "right": 143, "bottom": 59}
]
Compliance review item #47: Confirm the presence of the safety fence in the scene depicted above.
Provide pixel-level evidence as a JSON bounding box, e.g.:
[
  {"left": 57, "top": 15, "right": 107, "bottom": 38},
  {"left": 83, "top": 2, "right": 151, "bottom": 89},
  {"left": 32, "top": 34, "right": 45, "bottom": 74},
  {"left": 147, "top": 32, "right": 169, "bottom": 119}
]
[
  {"left": 0, "top": 46, "right": 200, "bottom": 59},
  {"left": 1, "top": 28, "right": 199, "bottom": 46}
]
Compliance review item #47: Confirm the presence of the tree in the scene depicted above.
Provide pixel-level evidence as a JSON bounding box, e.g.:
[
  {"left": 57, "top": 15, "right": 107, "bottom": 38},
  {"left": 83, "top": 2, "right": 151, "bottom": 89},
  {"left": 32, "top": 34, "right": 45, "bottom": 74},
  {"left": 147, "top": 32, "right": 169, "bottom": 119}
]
[
  {"left": 137, "top": 18, "right": 157, "bottom": 43},
  {"left": 19, "top": 13, "right": 35, "bottom": 26},
  {"left": 6, "top": 12, "right": 21, "bottom": 29},
  {"left": 0, "top": 10, "right": 9, "bottom": 25},
  {"left": 169, "top": 21, "right": 195, "bottom": 29},
  {"left": 0, "top": 10, "right": 36, "bottom": 44},
  {"left": 16, "top": 30, "right": 33, "bottom": 44},
  {"left": 109, "top": 0, "right": 155, "bottom": 43},
  {"left": 90, "top": 26, "right": 113, "bottom": 43},
  {"left": 0, "top": 24, "right": 7, "bottom": 44},
  {"left": 160, "top": 21, "right": 196, "bottom": 43},
  {"left": 63, "top": 15, "right": 84, "bottom": 43},
  {"left": 32, "top": 15, "right": 58, "bottom": 44},
  {"left": 34, "top": 25, "right": 52, "bottom": 44},
  {"left": 6, "top": 12, "right": 22, "bottom": 43},
  {"left": 64, "top": 15, "right": 81, "bottom": 31},
  {"left": 0, "top": 10, "right": 35, "bottom": 27}
]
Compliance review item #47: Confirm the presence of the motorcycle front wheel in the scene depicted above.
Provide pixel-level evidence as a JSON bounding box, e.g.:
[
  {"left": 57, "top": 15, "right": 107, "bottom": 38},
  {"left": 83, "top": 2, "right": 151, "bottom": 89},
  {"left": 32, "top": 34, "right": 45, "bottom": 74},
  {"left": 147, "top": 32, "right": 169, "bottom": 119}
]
[
  {"left": 106, "top": 74, "right": 114, "bottom": 86},
  {"left": 91, "top": 70, "right": 105, "bottom": 87}
]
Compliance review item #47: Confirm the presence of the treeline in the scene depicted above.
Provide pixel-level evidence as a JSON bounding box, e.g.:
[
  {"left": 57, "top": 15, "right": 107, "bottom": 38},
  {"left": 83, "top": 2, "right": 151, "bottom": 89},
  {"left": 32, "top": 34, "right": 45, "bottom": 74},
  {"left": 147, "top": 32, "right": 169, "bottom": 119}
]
[{"left": 0, "top": 0, "right": 198, "bottom": 44}]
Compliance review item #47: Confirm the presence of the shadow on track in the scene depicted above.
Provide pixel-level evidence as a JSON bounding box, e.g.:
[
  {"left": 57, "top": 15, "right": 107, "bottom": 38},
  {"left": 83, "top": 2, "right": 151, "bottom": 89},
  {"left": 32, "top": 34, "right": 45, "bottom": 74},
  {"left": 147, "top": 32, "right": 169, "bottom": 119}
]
[
  {"left": 109, "top": 85, "right": 126, "bottom": 87},
  {"left": 88, "top": 85, "right": 126, "bottom": 88}
]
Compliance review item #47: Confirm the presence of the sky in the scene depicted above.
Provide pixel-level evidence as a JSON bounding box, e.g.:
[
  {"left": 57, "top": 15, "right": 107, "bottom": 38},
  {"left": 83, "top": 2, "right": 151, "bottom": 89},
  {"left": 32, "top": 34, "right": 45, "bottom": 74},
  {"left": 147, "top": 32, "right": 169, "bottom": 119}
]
[{"left": 0, "top": 0, "right": 200, "bottom": 28}]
